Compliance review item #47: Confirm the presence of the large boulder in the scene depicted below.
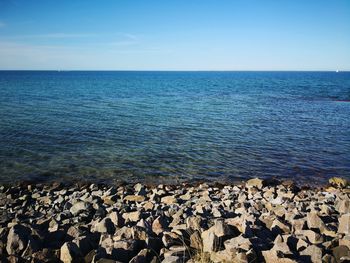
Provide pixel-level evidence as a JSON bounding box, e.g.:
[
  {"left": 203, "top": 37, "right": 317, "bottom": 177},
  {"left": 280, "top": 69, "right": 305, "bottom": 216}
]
[{"left": 6, "top": 224, "right": 32, "bottom": 255}]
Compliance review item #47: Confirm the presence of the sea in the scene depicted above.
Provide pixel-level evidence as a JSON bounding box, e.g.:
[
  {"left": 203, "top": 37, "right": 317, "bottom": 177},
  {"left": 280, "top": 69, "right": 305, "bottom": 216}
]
[{"left": 0, "top": 71, "right": 349, "bottom": 185}]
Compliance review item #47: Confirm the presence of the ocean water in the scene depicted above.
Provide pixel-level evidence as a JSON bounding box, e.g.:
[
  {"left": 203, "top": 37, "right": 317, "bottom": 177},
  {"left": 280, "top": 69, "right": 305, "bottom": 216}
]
[{"left": 0, "top": 71, "right": 349, "bottom": 184}]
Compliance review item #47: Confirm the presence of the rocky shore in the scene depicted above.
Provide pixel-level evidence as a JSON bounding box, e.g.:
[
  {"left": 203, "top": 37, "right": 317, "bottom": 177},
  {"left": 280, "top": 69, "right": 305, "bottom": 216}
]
[{"left": 1, "top": 177, "right": 350, "bottom": 263}]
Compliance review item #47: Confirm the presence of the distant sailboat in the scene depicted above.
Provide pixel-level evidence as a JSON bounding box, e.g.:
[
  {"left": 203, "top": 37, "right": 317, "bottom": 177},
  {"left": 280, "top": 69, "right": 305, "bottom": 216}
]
[{"left": 336, "top": 70, "right": 339, "bottom": 73}]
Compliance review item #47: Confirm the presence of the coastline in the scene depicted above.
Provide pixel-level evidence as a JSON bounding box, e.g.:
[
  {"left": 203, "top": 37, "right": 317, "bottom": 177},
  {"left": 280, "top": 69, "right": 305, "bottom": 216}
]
[{"left": 1, "top": 177, "right": 349, "bottom": 262}]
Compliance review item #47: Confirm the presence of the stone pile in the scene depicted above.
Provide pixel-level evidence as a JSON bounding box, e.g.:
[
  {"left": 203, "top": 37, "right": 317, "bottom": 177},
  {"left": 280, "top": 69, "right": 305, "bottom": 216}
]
[{"left": 0, "top": 177, "right": 349, "bottom": 262}]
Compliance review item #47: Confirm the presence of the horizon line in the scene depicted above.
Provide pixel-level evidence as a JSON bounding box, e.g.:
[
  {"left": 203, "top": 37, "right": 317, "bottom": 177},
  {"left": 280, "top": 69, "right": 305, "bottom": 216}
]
[{"left": 0, "top": 69, "right": 349, "bottom": 72}]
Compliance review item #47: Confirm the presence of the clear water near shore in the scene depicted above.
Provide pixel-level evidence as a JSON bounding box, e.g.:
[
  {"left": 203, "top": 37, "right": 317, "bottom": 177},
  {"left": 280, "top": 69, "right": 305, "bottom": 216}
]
[{"left": 0, "top": 71, "right": 349, "bottom": 184}]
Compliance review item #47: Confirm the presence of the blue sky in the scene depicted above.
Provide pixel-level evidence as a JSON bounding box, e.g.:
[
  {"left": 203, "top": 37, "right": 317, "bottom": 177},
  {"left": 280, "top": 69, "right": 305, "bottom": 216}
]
[{"left": 0, "top": 0, "right": 349, "bottom": 70}]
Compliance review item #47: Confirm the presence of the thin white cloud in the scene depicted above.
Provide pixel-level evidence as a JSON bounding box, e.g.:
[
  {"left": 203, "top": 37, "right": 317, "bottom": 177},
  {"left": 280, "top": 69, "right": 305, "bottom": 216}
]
[{"left": 2, "top": 33, "right": 97, "bottom": 39}]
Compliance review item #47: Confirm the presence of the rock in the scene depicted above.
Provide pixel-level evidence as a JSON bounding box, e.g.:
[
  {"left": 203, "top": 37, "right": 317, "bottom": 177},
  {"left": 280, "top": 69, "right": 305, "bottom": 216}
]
[
  {"left": 336, "top": 199, "right": 350, "bottom": 214},
  {"left": 144, "top": 201, "right": 154, "bottom": 211},
  {"left": 201, "top": 229, "right": 219, "bottom": 252},
  {"left": 272, "top": 235, "right": 292, "bottom": 255},
  {"left": 32, "top": 248, "right": 59, "bottom": 262},
  {"left": 129, "top": 248, "right": 149, "bottom": 263},
  {"left": 211, "top": 219, "right": 233, "bottom": 237},
  {"left": 332, "top": 245, "right": 350, "bottom": 263},
  {"left": 161, "top": 196, "right": 177, "bottom": 205},
  {"left": 161, "top": 255, "right": 182, "bottom": 263},
  {"left": 338, "top": 213, "right": 350, "bottom": 234},
  {"left": 271, "top": 219, "right": 290, "bottom": 234},
  {"left": 91, "top": 218, "right": 115, "bottom": 234},
  {"left": 329, "top": 177, "right": 348, "bottom": 188},
  {"left": 306, "top": 211, "right": 325, "bottom": 231},
  {"left": 134, "top": 183, "right": 147, "bottom": 196},
  {"left": 113, "top": 239, "right": 138, "bottom": 261},
  {"left": 108, "top": 211, "right": 123, "bottom": 227},
  {"left": 224, "top": 235, "right": 252, "bottom": 252},
  {"left": 296, "top": 238, "right": 308, "bottom": 251},
  {"left": 262, "top": 249, "right": 296, "bottom": 263},
  {"left": 300, "top": 245, "right": 323, "bottom": 263},
  {"left": 179, "top": 193, "right": 191, "bottom": 201},
  {"left": 246, "top": 178, "right": 264, "bottom": 189},
  {"left": 124, "top": 195, "right": 145, "bottom": 202},
  {"left": 152, "top": 216, "right": 168, "bottom": 235},
  {"left": 340, "top": 235, "right": 350, "bottom": 250},
  {"left": 185, "top": 216, "right": 202, "bottom": 231},
  {"left": 73, "top": 235, "right": 95, "bottom": 256},
  {"left": 6, "top": 224, "right": 31, "bottom": 255},
  {"left": 301, "top": 230, "right": 323, "bottom": 244},
  {"left": 69, "top": 201, "right": 91, "bottom": 216},
  {"left": 189, "top": 231, "right": 202, "bottom": 250},
  {"left": 162, "top": 232, "right": 181, "bottom": 247},
  {"left": 210, "top": 249, "right": 236, "bottom": 262},
  {"left": 122, "top": 211, "right": 141, "bottom": 222},
  {"left": 60, "top": 242, "right": 83, "bottom": 263}
]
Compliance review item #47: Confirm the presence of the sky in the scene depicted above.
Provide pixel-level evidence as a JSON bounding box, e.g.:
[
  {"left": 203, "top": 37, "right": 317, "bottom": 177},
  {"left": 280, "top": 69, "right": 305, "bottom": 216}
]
[{"left": 0, "top": 0, "right": 349, "bottom": 70}]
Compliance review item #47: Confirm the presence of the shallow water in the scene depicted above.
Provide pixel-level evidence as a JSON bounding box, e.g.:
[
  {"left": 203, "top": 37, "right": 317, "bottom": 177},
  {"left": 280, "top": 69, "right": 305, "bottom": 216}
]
[{"left": 0, "top": 71, "right": 349, "bottom": 184}]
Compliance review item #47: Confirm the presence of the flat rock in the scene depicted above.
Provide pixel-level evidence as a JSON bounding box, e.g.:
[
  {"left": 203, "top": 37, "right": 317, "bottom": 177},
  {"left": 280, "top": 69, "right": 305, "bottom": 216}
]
[
  {"left": 161, "top": 196, "right": 177, "bottom": 205},
  {"left": 338, "top": 213, "right": 350, "bottom": 234}
]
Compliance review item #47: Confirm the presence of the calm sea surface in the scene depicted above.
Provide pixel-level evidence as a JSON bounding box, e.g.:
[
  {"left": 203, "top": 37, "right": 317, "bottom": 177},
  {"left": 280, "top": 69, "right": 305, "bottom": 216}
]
[{"left": 0, "top": 71, "right": 349, "bottom": 184}]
